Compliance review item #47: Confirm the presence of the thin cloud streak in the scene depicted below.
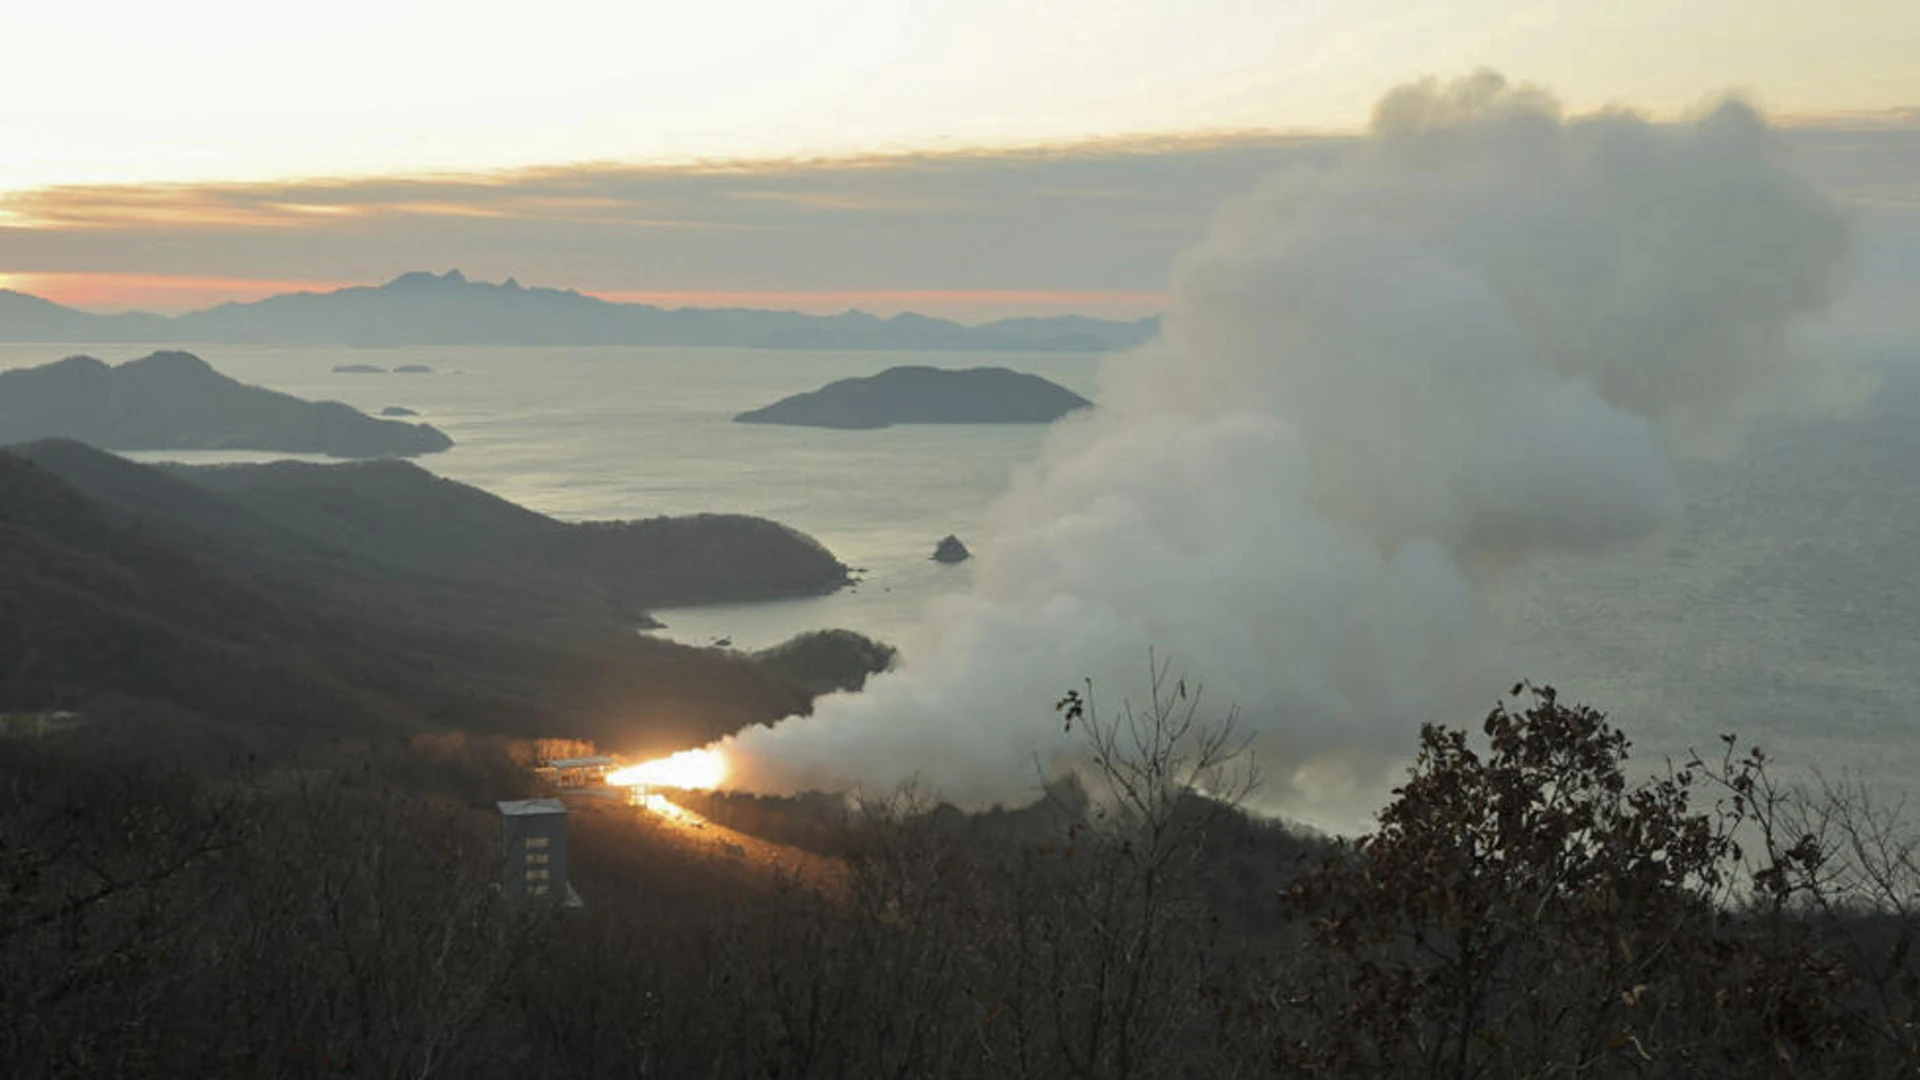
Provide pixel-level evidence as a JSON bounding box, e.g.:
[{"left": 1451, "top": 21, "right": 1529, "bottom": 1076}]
[
  {"left": 0, "top": 130, "right": 1334, "bottom": 231},
  {"left": 0, "top": 119, "right": 1914, "bottom": 322}
]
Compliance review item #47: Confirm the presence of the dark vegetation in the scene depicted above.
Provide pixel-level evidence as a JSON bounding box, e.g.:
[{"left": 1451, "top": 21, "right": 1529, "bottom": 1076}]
[
  {"left": 0, "top": 351, "right": 452, "bottom": 458},
  {"left": 750, "top": 628, "right": 897, "bottom": 696},
  {"left": 6, "top": 439, "right": 1919, "bottom": 1077},
  {"left": 0, "top": 441, "right": 868, "bottom": 754},
  {"left": 150, "top": 451, "right": 852, "bottom": 609},
  {"left": 734, "top": 364, "right": 1093, "bottom": 429},
  {"left": 8, "top": 658, "right": 1920, "bottom": 1078}
]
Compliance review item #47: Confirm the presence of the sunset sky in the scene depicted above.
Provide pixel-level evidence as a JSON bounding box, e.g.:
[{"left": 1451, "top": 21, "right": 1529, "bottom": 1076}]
[{"left": 2, "top": 0, "right": 1917, "bottom": 317}]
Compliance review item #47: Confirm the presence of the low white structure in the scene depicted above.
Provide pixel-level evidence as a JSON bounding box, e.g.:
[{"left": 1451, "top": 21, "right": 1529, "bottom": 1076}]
[{"left": 535, "top": 755, "right": 617, "bottom": 789}]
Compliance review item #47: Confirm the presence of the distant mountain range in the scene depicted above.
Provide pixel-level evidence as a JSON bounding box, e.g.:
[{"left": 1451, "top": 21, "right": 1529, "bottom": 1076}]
[{"left": 0, "top": 270, "right": 1160, "bottom": 352}]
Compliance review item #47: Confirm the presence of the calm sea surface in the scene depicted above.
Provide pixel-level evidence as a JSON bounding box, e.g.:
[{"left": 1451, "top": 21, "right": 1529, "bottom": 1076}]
[
  {"left": 0, "top": 343, "right": 1100, "bottom": 653},
  {"left": 3, "top": 342, "right": 1917, "bottom": 801}
]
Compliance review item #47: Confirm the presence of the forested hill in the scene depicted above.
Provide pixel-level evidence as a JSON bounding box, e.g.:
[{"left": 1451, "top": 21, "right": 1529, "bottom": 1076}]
[
  {"left": 0, "top": 450, "right": 421, "bottom": 737},
  {"left": 160, "top": 456, "right": 852, "bottom": 610},
  {"left": 0, "top": 442, "right": 877, "bottom": 751}
]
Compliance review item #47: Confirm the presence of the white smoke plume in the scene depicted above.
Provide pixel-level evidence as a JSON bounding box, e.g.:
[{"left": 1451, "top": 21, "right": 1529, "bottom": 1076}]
[{"left": 716, "top": 71, "right": 1852, "bottom": 828}]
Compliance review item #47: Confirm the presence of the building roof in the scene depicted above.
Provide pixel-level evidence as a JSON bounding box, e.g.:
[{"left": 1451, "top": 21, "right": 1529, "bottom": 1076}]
[
  {"left": 496, "top": 798, "right": 568, "bottom": 817},
  {"left": 545, "top": 756, "right": 616, "bottom": 769}
]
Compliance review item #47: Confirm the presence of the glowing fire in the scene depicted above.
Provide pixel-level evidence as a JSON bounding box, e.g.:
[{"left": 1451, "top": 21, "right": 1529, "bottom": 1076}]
[
  {"left": 607, "top": 748, "right": 727, "bottom": 791},
  {"left": 634, "top": 791, "right": 700, "bottom": 823}
]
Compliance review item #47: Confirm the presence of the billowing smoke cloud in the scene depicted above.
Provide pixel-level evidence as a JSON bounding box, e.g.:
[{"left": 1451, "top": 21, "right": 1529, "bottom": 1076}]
[{"left": 715, "top": 72, "right": 1852, "bottom": 827}]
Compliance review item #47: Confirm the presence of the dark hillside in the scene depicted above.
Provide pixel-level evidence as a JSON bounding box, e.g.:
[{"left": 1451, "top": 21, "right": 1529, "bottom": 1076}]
[
  {"left": 0, "top": 453, "right": 417, "bottom": 736},
  {"left": 0, "top": 448, "right": 828, "bottom": 752},
  {"left": 10, "top": 440, "right": 626, "bottom": 642},
  {"left": 165, "top": 457, "right": 852, "bottom": 610}
]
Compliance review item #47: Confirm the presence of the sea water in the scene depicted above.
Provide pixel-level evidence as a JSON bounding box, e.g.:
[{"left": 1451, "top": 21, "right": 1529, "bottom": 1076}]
[
  {"left": 0, "top": 343, "right": 1097, "bottom": 651},
  {"left": 2, "top": 342, "right": 1916, "bottom": 801}
]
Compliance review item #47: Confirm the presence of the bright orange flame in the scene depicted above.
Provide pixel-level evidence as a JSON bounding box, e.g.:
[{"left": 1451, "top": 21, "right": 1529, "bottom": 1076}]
[
  {"left": 633, "top": 791, "right": 700, "bottom": 822},
  {"left": 607, "top": 748, "right": 726, "bottom": 791}
]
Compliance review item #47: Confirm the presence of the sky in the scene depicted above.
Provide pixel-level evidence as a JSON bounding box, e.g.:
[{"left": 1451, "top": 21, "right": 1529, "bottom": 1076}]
[{"left": 2, "top": 0, "right": 1917, "bottom": 318}]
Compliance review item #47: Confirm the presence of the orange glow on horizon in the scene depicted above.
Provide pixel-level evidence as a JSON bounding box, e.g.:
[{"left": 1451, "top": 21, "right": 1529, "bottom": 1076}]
[
  {"left": 0, "top": 271, "right": 350, "bottom": 313},
  {"left": 0, "top": 271, "right": 1166, "bottom": 319}
]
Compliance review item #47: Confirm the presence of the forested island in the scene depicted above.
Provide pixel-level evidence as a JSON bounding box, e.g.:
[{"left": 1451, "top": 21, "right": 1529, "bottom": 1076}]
[{"left": 735, "top": 365, "right": 1093, "bottom": 429}]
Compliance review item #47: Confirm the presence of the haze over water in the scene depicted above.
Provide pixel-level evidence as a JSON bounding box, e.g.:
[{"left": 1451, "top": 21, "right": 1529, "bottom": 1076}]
[
  {"left": 0, "top": 343, "right": 1100, "bottom": 651},
  {"left": 1, "top": 341, "right": 1914, "bottom": 810}
]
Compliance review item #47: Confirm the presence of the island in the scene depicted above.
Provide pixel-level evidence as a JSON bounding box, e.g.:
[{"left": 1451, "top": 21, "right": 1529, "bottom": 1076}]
[
  {"left": 733, "top": 365, "right": 1092, "bottom": 429},
  {"left": 333, "top": 363, "right": 386, "bottom": 374},
  {"left": 0, "top": 351, "right": 453, "bottom": 458},
  {"left": 380, "top": 406, "right": 420, "bottom": 417},
  {"left": 393, "top": 364, "right": 435, "bottom": 374},
  {"left": 932, "top": 535, "right": 971, "bottom": 563}
]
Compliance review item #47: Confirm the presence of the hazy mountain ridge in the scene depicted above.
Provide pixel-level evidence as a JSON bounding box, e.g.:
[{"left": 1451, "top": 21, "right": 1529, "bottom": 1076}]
[
  {"left": 0, "top": 289, "right": 171, "bottom": 340},
  {"left": 0, "top": 350, "right": 453, "bottom": 458},
  {"left": 0, "top": 270, "right": 1160, "bottom": 352}
]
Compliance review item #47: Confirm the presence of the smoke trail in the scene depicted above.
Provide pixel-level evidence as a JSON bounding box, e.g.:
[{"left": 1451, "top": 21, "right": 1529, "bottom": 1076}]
[{"left": 717, "top": 72, "right": 1851, "bottom": 827}]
